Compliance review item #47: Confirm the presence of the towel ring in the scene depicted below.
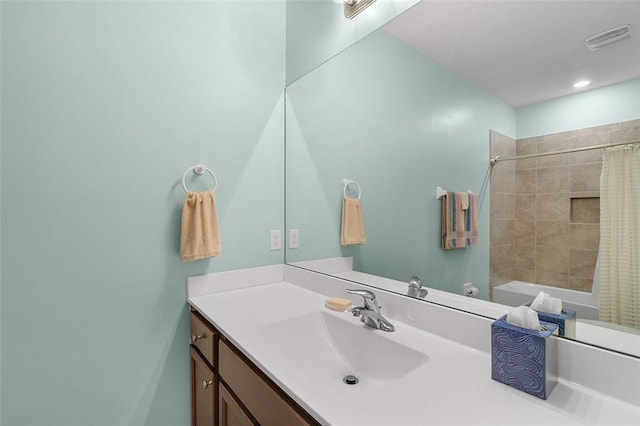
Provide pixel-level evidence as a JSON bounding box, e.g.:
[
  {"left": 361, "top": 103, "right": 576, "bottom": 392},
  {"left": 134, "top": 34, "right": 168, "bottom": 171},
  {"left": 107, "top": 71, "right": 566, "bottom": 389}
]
[
  {"left": 182, "top": 164, "right": 218, "bottom": 193},
  {"left": 342, "top": 179, "right": 361, "bottom": 200}
]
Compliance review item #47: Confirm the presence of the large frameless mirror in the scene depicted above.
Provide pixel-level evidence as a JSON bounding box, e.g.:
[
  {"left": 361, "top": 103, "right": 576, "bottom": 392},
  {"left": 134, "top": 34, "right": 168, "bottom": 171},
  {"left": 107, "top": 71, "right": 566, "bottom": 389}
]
[{"left": 285, "top": 0, "right": 640, "bottom": 357}]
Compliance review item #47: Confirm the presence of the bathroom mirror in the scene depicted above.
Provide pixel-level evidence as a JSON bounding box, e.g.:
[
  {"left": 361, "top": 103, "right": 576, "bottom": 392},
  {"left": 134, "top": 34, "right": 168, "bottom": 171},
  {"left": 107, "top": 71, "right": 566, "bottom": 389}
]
[{"left": 285, "top": 0, "right": 640, "bottom": 357}]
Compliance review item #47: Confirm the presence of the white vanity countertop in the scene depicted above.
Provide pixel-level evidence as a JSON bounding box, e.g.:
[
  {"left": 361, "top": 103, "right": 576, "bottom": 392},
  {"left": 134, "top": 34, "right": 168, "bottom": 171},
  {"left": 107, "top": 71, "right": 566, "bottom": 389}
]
[{"left": 189, "top": 279, "right": 640, "bottom": 426}]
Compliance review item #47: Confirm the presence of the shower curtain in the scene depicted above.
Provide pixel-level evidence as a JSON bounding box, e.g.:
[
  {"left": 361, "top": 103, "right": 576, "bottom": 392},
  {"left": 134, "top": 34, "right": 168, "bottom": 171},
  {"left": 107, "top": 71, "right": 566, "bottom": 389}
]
[{"left": 596, "top": 143, "right": 640, "bottom": 328}]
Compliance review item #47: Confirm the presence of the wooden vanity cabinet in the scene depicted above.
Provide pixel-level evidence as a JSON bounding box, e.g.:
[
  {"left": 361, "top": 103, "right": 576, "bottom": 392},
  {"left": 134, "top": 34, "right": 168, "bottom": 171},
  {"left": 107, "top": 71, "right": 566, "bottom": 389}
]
[{"left": 189, "top": 308, "right": 319, "bottom": 426}]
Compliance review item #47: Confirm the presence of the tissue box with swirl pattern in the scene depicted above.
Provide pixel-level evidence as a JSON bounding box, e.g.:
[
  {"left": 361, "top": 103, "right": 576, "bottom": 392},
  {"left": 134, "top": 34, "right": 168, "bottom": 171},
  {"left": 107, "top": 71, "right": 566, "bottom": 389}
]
[{"left": 491, "top": 315, "right": 559, "bottom": 400}]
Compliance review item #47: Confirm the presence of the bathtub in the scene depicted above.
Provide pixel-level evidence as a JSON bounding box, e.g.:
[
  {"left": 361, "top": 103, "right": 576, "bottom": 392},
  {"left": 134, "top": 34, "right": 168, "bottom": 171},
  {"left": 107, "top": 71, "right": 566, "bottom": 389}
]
[{"left": 493, "top": 280, "right": 599, "bottom": 320}]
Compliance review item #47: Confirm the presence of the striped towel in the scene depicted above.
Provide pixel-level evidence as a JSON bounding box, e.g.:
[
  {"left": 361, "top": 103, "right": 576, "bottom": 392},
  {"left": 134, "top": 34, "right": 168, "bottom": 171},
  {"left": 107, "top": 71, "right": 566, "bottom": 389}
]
[{"left": 441, "top": 191, "right": 478, "bottom": 250}]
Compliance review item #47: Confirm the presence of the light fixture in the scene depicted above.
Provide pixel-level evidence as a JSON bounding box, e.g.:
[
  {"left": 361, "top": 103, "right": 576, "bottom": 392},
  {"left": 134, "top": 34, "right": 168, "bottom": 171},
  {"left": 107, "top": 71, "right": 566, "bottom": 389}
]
[
  {"left": 585, "top": 24, "right": 632, "bottom": 51},
  {"left": 343, "top": 0, "right": 376, "bottom": 20},
  {"left": 573, "top": 80, "right": 590, "bottom": 88}
]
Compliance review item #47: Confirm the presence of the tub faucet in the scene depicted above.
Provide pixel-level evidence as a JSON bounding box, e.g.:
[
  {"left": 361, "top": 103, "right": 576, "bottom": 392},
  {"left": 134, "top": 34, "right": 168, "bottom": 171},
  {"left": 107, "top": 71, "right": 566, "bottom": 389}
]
[
  {"left": 407, "top": 275, "right": 428, "bottom": 299},
  {"left": 346, "top": 288, "right": 395, "bottom": 332}
]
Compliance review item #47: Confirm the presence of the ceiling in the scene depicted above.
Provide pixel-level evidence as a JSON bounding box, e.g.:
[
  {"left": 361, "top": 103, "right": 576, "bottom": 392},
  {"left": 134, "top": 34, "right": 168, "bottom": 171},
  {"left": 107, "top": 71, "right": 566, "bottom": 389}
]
[{"left": 383, "top": 0, "right": 640, "bottom": 107}]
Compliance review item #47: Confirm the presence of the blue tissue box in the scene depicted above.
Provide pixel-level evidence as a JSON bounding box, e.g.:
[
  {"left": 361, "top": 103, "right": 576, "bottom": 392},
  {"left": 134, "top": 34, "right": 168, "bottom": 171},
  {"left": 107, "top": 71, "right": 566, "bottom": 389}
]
[
  {"left": 491, "top": 316, "right": 558, "bottom": 400},
  {"left": 524, "top": 304, "right": 576, "bottom": 338}
]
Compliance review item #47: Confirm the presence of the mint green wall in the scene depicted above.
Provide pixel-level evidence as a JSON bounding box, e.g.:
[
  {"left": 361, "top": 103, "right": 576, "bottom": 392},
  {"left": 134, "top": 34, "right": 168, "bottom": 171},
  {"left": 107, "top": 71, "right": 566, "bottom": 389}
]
[
  {"left": 286, "top": 29, "right": 515, "bottom": 299},
  {"left": 1, "top": 2, "right": 284, "bottom": 425},
  {"left": 516, "top": 79, "right": 640, "bottom": 138},
  {"left": 285, "top": 0, "right": 420, "bottom": 84}
]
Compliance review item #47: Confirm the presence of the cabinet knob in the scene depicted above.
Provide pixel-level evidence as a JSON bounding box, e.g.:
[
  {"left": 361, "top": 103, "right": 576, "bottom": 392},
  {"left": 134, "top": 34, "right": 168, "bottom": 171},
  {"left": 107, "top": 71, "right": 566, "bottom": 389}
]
[
  {"left": 202, "top": 380, "right": 213, "bottom": 389},
  {"left": 191, "top": 334, "right": 204, "bottom": 343}
]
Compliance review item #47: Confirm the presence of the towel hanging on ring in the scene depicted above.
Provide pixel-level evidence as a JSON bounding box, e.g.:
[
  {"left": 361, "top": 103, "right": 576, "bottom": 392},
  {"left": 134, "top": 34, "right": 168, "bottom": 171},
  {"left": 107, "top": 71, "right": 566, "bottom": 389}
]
[
  {"left": 341, "top": 179, "right": 366, "bottom": 246},
  {"left": 180, "top": 191, "right": 221, "bottom": 261},
  {"left": 180, "top": 165, "right": 221, "bottom": 261}
]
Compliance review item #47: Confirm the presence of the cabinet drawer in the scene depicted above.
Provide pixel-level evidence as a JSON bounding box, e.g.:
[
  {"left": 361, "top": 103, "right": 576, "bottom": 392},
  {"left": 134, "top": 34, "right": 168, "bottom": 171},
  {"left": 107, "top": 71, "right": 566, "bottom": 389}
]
[
  {"left": 190, "top": 311, "right": 218, "bottom": 367},
  {"left": 218, "top": 339, "right": 315, "bottom": 426}
]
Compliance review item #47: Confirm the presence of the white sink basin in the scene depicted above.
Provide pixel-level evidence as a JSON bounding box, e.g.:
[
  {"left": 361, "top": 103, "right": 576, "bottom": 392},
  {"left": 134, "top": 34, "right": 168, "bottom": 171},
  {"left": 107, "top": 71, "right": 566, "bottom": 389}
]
[{"left": 261, "top": 311, "right": 429, "bottom": 384}]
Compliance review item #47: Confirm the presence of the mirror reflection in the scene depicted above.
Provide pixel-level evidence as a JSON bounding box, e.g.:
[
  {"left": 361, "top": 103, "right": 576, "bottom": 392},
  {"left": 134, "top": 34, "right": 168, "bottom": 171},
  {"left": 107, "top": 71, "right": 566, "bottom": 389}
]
[
  {"left": 285, "top": 0, "right": 640, "bottom": 357},
  {"left": 285, "top": 0, "right": 420, "bottom": 85}
]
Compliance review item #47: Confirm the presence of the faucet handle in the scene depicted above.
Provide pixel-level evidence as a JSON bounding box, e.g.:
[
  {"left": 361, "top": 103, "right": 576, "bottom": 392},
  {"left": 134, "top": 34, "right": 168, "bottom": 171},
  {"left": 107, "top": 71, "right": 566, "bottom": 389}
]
[
  {"left": 345, "top": 288, "right": 376, "bottom": 301},
  {"left": 408, "top": 275, "right": 422, "bottom": 287}
]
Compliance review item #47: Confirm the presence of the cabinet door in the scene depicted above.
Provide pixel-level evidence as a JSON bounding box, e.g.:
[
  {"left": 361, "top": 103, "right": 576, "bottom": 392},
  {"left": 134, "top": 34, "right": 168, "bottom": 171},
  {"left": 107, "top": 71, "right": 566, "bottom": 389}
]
[
  {"left": 190, "top": 347, "right": 216, "bottom": 426},
  {"left": 219, "top": 382, "right": 257, "bottom": 426},
  {"left": 218, "top": 339, "right": 316, "bottom": 426}
]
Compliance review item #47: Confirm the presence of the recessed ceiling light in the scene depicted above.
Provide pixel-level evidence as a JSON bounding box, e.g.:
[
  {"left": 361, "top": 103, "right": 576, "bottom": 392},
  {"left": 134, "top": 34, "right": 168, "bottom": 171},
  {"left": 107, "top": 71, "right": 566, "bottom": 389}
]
[{"left": 573, "top": 80, "right": 590, "bottom": 88}]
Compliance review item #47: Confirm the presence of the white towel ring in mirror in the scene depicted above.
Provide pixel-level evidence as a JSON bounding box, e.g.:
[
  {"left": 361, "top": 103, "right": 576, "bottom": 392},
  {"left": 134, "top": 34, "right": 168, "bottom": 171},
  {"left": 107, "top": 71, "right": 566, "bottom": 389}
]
[
  {"left": 182, "top": 164, "right": 218, "bottom": 193},
  {"left": 342, "top": 178, "right": 361, "bottom": 200}
]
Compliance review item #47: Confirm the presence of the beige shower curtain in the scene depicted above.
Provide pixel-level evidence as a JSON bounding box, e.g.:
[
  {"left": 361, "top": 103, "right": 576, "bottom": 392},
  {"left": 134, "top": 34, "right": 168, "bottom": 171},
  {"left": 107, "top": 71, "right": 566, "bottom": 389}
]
[{"left": 596, "top": 143, "right": 640, "bottom": 328}]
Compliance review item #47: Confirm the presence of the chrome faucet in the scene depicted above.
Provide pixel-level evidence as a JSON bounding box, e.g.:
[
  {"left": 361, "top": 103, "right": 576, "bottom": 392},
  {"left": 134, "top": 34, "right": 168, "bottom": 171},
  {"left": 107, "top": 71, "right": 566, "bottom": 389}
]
[
  {"left": 346, "top": 289, "right": 395, "bottom": 332},
  {"left": 407, "top": 275, "right": 428, "bottom": 299}
]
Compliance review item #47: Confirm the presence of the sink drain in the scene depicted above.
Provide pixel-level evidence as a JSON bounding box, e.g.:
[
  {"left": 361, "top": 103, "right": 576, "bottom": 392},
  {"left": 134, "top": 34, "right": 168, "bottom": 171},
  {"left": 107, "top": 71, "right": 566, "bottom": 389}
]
[{"left": 343, "top": 375, "right": 359, "bottom": 385}]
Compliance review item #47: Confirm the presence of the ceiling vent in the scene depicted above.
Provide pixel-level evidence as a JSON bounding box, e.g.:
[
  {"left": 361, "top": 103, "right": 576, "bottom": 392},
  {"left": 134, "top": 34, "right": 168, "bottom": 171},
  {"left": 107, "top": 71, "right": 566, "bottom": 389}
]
[{"left": 585, "top": 25, "right": 632, "bottom": 51}]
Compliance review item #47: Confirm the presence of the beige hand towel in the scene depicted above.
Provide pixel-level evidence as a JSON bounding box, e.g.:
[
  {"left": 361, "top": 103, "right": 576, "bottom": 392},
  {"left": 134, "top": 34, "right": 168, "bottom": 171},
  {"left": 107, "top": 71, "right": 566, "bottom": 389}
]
[
  {"left": 180, "top": 191, "right": 221, "bottom": 262},
  {"left": 341, "top": 198, "right": 366, "bottom": 246}
]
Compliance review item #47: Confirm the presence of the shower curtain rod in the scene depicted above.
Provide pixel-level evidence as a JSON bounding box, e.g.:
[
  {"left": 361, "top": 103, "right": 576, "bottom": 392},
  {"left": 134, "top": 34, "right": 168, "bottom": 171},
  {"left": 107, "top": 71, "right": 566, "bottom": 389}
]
[{"left": 490, "top": 139, "right": 640, "bottom": 166}]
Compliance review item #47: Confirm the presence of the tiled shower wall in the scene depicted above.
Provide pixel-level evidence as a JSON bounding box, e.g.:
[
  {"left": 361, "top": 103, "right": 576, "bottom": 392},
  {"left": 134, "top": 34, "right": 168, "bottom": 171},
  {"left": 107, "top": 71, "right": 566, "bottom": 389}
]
[{"left": 490, "top": 119, "right": 640, "bottom": 294}]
